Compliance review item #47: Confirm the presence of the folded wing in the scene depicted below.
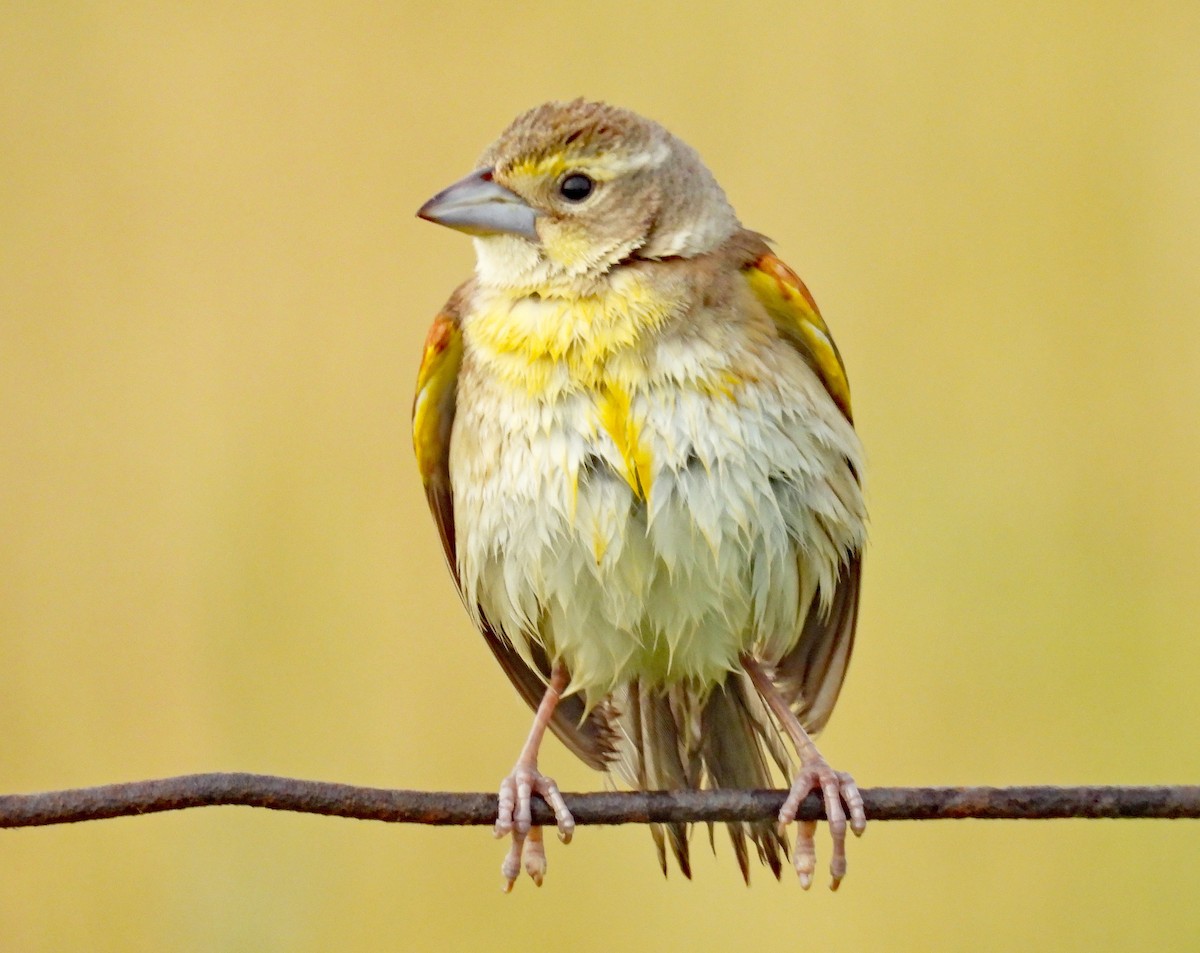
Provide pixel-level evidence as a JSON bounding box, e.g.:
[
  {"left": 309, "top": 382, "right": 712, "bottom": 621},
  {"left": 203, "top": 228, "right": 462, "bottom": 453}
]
[{"left": 743, "top": 253, "right": 863, "bottom": 733}]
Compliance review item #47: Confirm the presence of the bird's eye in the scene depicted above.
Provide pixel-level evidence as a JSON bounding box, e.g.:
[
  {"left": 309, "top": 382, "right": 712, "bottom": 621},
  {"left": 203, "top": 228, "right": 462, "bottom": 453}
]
[{"left": 558, "top": 173, "right": 594, "bottom": 202}]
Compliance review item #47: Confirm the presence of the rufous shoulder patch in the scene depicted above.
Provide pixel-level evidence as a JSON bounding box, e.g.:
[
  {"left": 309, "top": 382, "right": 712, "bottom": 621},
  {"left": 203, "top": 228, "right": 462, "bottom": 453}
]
[
  {"left": 412, "top": 311, "right": 464, "bottom": 481},
  {"left": 744, "top": 254, "right": 853, "bottom": 421}
]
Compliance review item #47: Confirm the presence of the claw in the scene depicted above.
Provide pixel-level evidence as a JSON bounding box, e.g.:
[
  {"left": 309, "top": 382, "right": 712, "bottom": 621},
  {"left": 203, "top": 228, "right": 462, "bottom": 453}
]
[
  {"left": 494, "top": 761, "right": 575, "bottom": 891},
  {"left": 500, "top": 832, "right": 524, "bottom": 892},
  {"left": 841, "top": 772, "right": 867, "bottom": 836},
  {"left": 524, "top": 827, "right": 547, "bottom": 886},
  {"left": 778, "top": 759, "right": 865, "bottom": 890},
  {"left": 794, "top": 819, "right": 817, "bottom": 890}
]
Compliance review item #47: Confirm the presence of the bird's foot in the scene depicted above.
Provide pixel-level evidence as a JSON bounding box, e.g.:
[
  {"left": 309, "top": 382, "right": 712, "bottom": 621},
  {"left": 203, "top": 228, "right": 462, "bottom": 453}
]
[
  {"left": 494, "top": 762, "right": 574, "bottom": 892},
  {"left": 778, "top": 759, "right": 865, "bottom": 891}
]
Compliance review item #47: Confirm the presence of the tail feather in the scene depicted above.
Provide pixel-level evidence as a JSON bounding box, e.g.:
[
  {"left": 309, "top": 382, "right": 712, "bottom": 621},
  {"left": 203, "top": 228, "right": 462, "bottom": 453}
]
[
  {"left": 732, "top": 672, "right": 794, "bottom": 779},
  {"left": 611, "top": 675, "right": 789, "bottom": 882},
  {"left": 637, "top": 681, "right": 696, "bottom": 878},
  {"left": 701, "top": 679, "right": 788, "bottom": 882}
]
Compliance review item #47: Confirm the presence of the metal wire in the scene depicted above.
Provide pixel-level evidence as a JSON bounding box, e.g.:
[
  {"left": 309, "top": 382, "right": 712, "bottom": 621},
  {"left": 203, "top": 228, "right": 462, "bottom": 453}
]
[{"left": 2, "top": 774, "right": 1197, "bottom": 828}]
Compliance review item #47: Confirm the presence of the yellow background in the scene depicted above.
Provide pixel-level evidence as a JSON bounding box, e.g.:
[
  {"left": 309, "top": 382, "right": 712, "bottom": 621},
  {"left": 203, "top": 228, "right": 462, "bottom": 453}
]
[{"left": 3, "top": 3, "right": 1198, "bottom": 950}]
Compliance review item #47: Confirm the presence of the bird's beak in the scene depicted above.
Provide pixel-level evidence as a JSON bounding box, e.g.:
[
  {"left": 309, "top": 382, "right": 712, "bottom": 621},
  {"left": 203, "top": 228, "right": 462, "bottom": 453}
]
[{"left": 417, "top": 169, "right": 539, "bottom": 240}]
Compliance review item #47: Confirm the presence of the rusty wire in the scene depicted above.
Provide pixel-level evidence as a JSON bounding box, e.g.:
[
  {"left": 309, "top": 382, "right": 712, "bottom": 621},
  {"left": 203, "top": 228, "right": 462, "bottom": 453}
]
[{"left": 1, "top": 774, "right": 1198, "bottom": 829}]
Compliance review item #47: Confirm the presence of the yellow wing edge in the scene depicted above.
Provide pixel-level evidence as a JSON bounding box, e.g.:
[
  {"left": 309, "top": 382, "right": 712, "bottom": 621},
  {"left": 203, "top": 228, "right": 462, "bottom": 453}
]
[
  {"left": 744, "top": 253, "right": 853, "bottom": 422},
  {"left": 412, "top": 311, "right": 464, "bottom": 485}
]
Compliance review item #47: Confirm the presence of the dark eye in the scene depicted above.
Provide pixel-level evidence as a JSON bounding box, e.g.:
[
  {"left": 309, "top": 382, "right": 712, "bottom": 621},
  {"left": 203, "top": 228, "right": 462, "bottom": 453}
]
[{"left": 559, "top": 173, "right": 594, "bottom": 202}]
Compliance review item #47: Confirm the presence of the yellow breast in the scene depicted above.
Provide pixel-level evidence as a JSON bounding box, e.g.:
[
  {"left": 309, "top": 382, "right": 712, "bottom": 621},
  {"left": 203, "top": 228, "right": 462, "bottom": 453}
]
[
  {"left": 463, "top": 273, "right": 681, "bottom": 498},
  {"left": 466, "top": 272, "right": 675, "bottom": 384}
]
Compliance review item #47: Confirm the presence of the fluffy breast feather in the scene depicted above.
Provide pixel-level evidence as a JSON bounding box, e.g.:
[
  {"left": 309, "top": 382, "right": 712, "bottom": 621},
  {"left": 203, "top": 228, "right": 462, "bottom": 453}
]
[{"left": 450, "top": 276, "right": 865, "bottom": 706}]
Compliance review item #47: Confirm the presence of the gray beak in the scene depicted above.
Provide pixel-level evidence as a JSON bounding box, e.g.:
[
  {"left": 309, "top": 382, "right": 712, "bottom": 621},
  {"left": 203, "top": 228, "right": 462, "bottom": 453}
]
[{"left": 417, "top": 169, "right": 539, "bottom": 240}]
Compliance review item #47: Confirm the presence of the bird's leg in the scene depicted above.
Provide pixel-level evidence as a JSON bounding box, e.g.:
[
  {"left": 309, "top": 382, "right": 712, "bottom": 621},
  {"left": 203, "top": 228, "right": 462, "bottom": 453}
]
[
  {"left": 495, "top": 662, "right": 575, "bottom": 892},
  {"left": 742, "top": 655, "right": 866, "bottom": 890}
]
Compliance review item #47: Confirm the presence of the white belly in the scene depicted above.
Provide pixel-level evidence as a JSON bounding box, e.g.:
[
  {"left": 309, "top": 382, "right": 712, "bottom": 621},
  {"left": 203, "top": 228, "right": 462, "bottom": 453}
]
[{"left": 449, "top": 342, "right": 864, "bottom": 706}]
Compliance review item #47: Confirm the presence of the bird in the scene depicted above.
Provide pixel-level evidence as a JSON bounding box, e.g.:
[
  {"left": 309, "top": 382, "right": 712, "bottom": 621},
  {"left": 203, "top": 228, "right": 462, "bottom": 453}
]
[{"left": 412, "top": 99, "right": 867, "bottom": 892}]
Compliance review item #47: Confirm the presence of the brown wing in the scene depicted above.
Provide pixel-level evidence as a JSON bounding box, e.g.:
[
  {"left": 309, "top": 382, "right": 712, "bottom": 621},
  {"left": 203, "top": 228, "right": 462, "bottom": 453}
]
[
  {"left": 743, "top": 252, "right": 863, "bottom": 732},
  {"left": 412, "top": 289, "right": 617, "bottom": 769}
]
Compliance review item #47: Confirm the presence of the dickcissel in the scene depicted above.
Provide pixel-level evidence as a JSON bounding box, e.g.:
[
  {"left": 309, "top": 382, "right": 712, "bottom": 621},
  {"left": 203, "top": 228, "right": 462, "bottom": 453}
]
[{"left": 413, "top": 100, "right": 866, "bottom": 891}]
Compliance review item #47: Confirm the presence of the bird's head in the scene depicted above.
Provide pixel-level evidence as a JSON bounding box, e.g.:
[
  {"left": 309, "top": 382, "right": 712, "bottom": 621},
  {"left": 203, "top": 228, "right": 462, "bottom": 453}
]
[{"left": 417, "top": 100, "right": 740, "bottom": 295}]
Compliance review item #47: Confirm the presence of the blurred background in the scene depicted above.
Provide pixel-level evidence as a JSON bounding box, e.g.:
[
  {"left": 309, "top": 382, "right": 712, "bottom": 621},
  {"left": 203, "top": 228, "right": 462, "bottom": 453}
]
[{"left": 2, "top": 2, "right": 1199, "bottom": 950}]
